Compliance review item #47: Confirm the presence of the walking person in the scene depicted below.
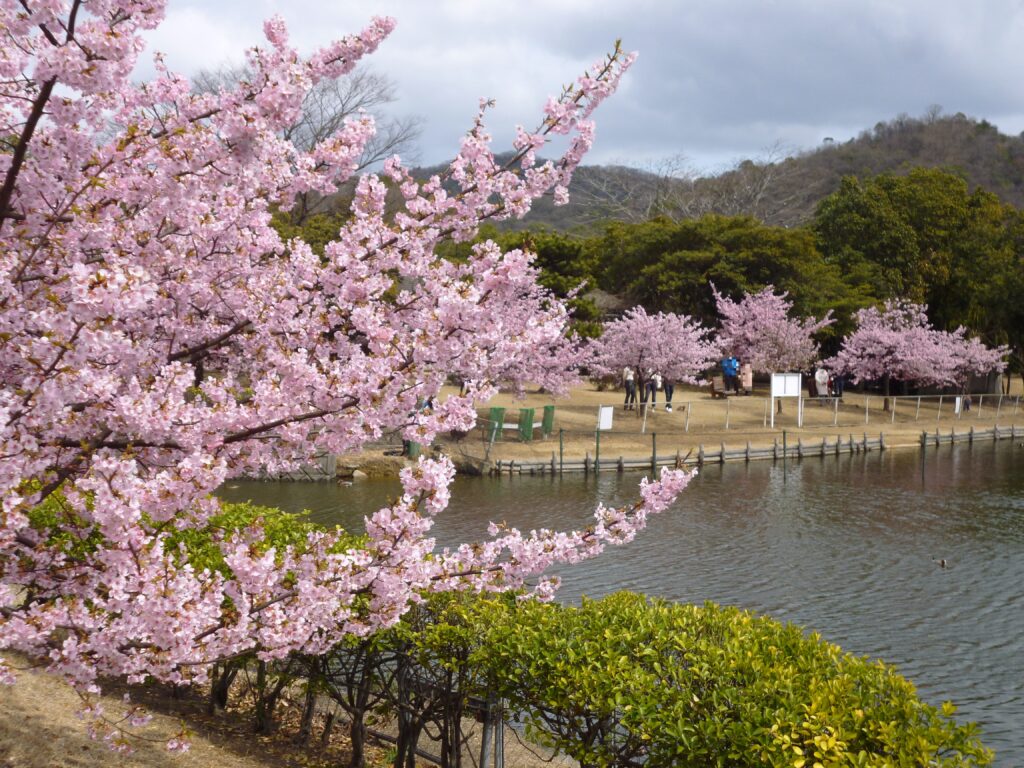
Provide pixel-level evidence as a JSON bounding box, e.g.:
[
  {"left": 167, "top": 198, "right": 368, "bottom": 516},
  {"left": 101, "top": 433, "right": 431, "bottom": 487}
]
[{"left": 622, "top": 366, "right": 637, "bottom": 410}]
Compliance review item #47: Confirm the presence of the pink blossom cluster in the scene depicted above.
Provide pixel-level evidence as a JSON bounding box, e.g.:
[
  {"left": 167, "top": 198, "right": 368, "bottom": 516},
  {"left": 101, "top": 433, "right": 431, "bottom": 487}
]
[
  {"left": 586, "top": 306, "right": 720, "bottom": 385},
  {"left": 712, "top": 285, "right": 834, "bottom": 372},
  {"left": 0, "top": 0, "right": 691, "bottom": 740},
  {"left": 826, "top": 301, "right": 1007, "bottom": 387}
]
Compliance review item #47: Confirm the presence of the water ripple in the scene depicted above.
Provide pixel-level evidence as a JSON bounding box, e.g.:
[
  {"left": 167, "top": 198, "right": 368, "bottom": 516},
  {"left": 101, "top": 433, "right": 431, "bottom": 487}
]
[{"left": 219, "top": 441, "right": 1024, "bottom": 763}]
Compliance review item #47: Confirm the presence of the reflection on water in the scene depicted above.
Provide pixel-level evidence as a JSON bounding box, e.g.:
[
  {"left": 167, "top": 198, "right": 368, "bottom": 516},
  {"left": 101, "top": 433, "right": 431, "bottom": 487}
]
[{"left": 220, "top": 441, "right": 1024, "bottom": 763}]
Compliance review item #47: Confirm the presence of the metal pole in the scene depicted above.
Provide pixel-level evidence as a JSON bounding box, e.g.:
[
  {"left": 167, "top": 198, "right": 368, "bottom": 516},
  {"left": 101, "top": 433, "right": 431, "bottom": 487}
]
[
  {"left": 915, "top": 396, "right": 921, "bottom": 421},
  {"left": 559, "top": 428, "right": 564, "bottom": 475},
  {"left": 891, "top": 397, "right": 896, "bottom": 424},
  {"left": 833, "top": 395, "right": 839, "bottom": 427},
  {"left": 479, "top": 706, "right": 492, "bottom": 768},
  {"left": 763, "top": 398, "right": 768, "bottom": 428},
  {"left": 978, "top": 395, "right": 983, "bottom": 418},
  {"left": 782, "top": 429, "right": 787, "bottom": 478},
  {"left": 725, "top": 398, "right": 730, "bottom": 430},
  {"left": 996, "top": 394, "right": 1003, "bottom": 422},
  {"left": 595, "top": 429, "right": 600, "bottom": 474},
  {"left": 651, "top": 432, "right": 657, "bottom": 474},
  {"left": 864, "top": 395, "right": 869, "bottom": 425},
  {"left": 937, "top": 394, "right": 943, "bottom": 422},
  {"left": 495, "top": 708, "right": 504, "bottom": 768},
  {"left": 685, "top": 401, "right": 691, "bottom": 432}
]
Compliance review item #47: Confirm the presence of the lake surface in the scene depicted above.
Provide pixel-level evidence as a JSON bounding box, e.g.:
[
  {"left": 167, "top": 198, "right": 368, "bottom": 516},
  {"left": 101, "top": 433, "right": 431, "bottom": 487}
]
[{"left": 220, "top": 440, "right": 1024, "bottom": 763}]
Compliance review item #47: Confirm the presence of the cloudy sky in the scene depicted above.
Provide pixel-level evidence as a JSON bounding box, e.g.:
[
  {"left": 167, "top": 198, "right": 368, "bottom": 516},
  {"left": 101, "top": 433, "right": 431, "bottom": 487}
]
[{"left": 140, "top": 0, "right": 1024, "bottom": 174}]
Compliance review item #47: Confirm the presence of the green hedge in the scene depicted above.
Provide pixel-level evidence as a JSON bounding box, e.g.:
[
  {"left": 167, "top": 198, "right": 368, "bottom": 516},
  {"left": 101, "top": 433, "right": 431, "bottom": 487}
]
[{"left": 476, "top": 592, "right": 992, "bottom": 767}]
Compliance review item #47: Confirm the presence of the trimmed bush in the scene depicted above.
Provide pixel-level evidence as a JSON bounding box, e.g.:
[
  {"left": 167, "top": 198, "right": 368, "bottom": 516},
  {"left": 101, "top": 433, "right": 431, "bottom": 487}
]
[{"left": 477, "top": 592, "right": 992, "bottom": 767}]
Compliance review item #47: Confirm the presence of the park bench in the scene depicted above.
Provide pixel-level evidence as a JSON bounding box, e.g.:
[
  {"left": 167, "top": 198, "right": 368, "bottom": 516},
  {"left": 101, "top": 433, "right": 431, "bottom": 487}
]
[
  {"left": 708, "top": 376, "right": 742, "bottom": 398},
  {"left": 485, "top": 405, "right": 555, "bottom": 443}
]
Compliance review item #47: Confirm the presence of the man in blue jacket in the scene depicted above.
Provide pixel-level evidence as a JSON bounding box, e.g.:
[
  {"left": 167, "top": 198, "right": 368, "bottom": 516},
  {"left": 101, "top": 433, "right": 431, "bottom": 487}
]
[{"left": 721, "top": 354, "right": 739, "bottom": 394}]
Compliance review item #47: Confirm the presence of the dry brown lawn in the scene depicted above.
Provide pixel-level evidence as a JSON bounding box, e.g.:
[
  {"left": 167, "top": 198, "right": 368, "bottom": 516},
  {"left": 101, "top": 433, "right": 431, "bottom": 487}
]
[
  {"left": 437, "top": 379, "right": 1024, "bottom": 469},
  {"left": 0, "top": 653, "right": 388, "bottom": 768},
  {"left": 0, "top": 654, "right": 568, "bottom": 768}
]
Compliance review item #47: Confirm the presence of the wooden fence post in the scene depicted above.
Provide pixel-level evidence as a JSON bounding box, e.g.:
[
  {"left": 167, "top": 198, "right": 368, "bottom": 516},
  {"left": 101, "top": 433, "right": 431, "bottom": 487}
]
[{"left": 559, "top": 429, "right": 564, "bottom": 475}]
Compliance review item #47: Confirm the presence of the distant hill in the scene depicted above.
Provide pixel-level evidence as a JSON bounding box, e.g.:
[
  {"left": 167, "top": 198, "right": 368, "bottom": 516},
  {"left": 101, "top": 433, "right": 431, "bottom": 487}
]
[{"left": 413, "top": 111, "right": 1024, "bottom": 232}]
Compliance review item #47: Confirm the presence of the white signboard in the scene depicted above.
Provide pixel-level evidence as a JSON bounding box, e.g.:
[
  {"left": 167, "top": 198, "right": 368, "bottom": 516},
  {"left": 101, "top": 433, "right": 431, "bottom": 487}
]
[
  {"left": 771, "top": 373, "right": 802, "bottom": 398},
  {"left": 597, "top": 405, "right": 614, "bottom": 431},
  {"left": 770, "top": 373, "right": 803, "bottom": 429}
]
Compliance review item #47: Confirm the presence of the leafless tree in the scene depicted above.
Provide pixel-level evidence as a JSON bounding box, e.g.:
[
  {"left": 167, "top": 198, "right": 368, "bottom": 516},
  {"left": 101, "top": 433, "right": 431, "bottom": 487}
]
[
  {"left": 572, "top": 144, "right": 811, "bottom": 226},
  {"left": 193, "top": 65, "right": 422, "bottom": 222},
  {"left": 570, "top": 154, "right": 704, "bottom": 223}
]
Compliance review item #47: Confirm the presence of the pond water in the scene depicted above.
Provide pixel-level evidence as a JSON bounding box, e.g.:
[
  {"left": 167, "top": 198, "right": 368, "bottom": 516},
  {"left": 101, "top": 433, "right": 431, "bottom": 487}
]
[{"left": 219, "top": 441, "right": 1024, "bottom": 763}]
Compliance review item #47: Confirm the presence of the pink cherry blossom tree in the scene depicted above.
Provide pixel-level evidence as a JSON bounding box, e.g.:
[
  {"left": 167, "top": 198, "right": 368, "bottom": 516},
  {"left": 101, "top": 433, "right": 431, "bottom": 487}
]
[
  {"left": 587, "top": 306, "right": 720, "bottom": 398},
  {"left": 0, "top": 0, "right": 693, "bottom": 742},
  {"left": 826, "top": 301, "right": 1007, "bottom": 404},
  {"left": 712, "top": 284, "right": 834, "bottom": 377},
  {"left": 948, "top": 332, "right": 1009, "bottom": 391}
]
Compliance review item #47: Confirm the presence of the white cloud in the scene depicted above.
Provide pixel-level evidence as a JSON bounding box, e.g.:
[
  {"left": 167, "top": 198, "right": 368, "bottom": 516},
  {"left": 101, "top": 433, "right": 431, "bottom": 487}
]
[{"left": 134, "top": 0, "right": 1024, "bottom": 169}]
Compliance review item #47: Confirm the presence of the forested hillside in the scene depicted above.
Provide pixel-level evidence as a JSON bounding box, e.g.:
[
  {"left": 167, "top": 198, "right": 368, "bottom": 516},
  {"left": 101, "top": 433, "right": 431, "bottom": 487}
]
[
  {"left": 283, "top": 112, "right": 1024, "bottom": 380},
  {"left": 440, "top": 111, "right": 1024, "bottom": 231}
]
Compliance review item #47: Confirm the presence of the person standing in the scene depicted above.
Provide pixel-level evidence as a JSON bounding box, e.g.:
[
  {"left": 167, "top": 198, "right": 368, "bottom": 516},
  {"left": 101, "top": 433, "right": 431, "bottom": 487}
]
[
  {"left": 647, "top": 371, "right": 662, "bottom": 410},
  {"left": 721, "top": 354, "right": 739, "bottom": 394},
  {"left": 832, "top": 372, "right": 845, "bottom": 399},
  {"left": 663, "top": 376, "right": 675, "bottom": 412},
  {"left": 640, "top": 369, "right": 658, "bottom": 411},
  {"left": 622, "top": 366, "right": 637, "bottom": 410},
  {"left": 740, "top": 361, "right": 753, "bottom": 395}
]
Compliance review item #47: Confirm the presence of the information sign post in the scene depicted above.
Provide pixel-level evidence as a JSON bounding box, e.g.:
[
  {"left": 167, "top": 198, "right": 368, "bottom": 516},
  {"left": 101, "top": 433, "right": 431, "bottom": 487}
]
[
  {"left": 595, "top": 406, "right": 614, "bottom": 472},
  {"left": 770, "top": 373, "right": 803, "bottom": 429}
]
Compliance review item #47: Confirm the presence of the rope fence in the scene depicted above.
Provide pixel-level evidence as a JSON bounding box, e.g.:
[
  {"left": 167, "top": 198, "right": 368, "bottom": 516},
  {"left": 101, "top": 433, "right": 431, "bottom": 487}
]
[{"left": 473, "top": 393, "right": 1023, "bottom": 445}]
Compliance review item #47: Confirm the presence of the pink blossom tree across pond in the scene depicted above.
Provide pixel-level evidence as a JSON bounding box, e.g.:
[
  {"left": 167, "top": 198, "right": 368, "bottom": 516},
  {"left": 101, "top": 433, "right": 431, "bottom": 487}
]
[
  {"left": 712, "top": 284, "right": 835, "bottom": 378},
  {"left": 587, "top": 305, "right": 720, "bottom": 401},
  {"left": 826, "top": 301, "right": 1007, "bottom": 402},
  {"left": 0, "top": 0, "right": 693, "bottom": 744}
]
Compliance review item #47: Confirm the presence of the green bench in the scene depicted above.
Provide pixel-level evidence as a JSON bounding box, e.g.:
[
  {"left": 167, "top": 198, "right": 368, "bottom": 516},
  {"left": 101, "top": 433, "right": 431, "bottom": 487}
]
[{"left": 486, "top": 405, "right": 555, "bottom": 442}]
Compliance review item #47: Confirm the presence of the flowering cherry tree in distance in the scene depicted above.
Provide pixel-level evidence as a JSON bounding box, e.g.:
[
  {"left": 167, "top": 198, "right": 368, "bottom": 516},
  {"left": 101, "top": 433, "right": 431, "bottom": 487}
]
[
  {"left": 712, "top": 284, "right": 834, "bottom": 376},
  {"left": 0, "top": 0, "right": 693, "bottom": 736},
  {"left": 587, "top": 306, "right": 720, "bottom": 394},
  {"left": 827, "top": 301, "right": 1006, "bottom": 399},
  {"left": 948, "top": 332, "right": 1009, "bottom": 391}
]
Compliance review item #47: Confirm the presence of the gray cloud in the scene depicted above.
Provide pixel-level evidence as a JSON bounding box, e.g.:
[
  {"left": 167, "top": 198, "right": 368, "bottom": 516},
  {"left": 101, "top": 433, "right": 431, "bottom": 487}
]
[{"left": 140, "top": 0, "right": 1024, "bottom": 172}]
